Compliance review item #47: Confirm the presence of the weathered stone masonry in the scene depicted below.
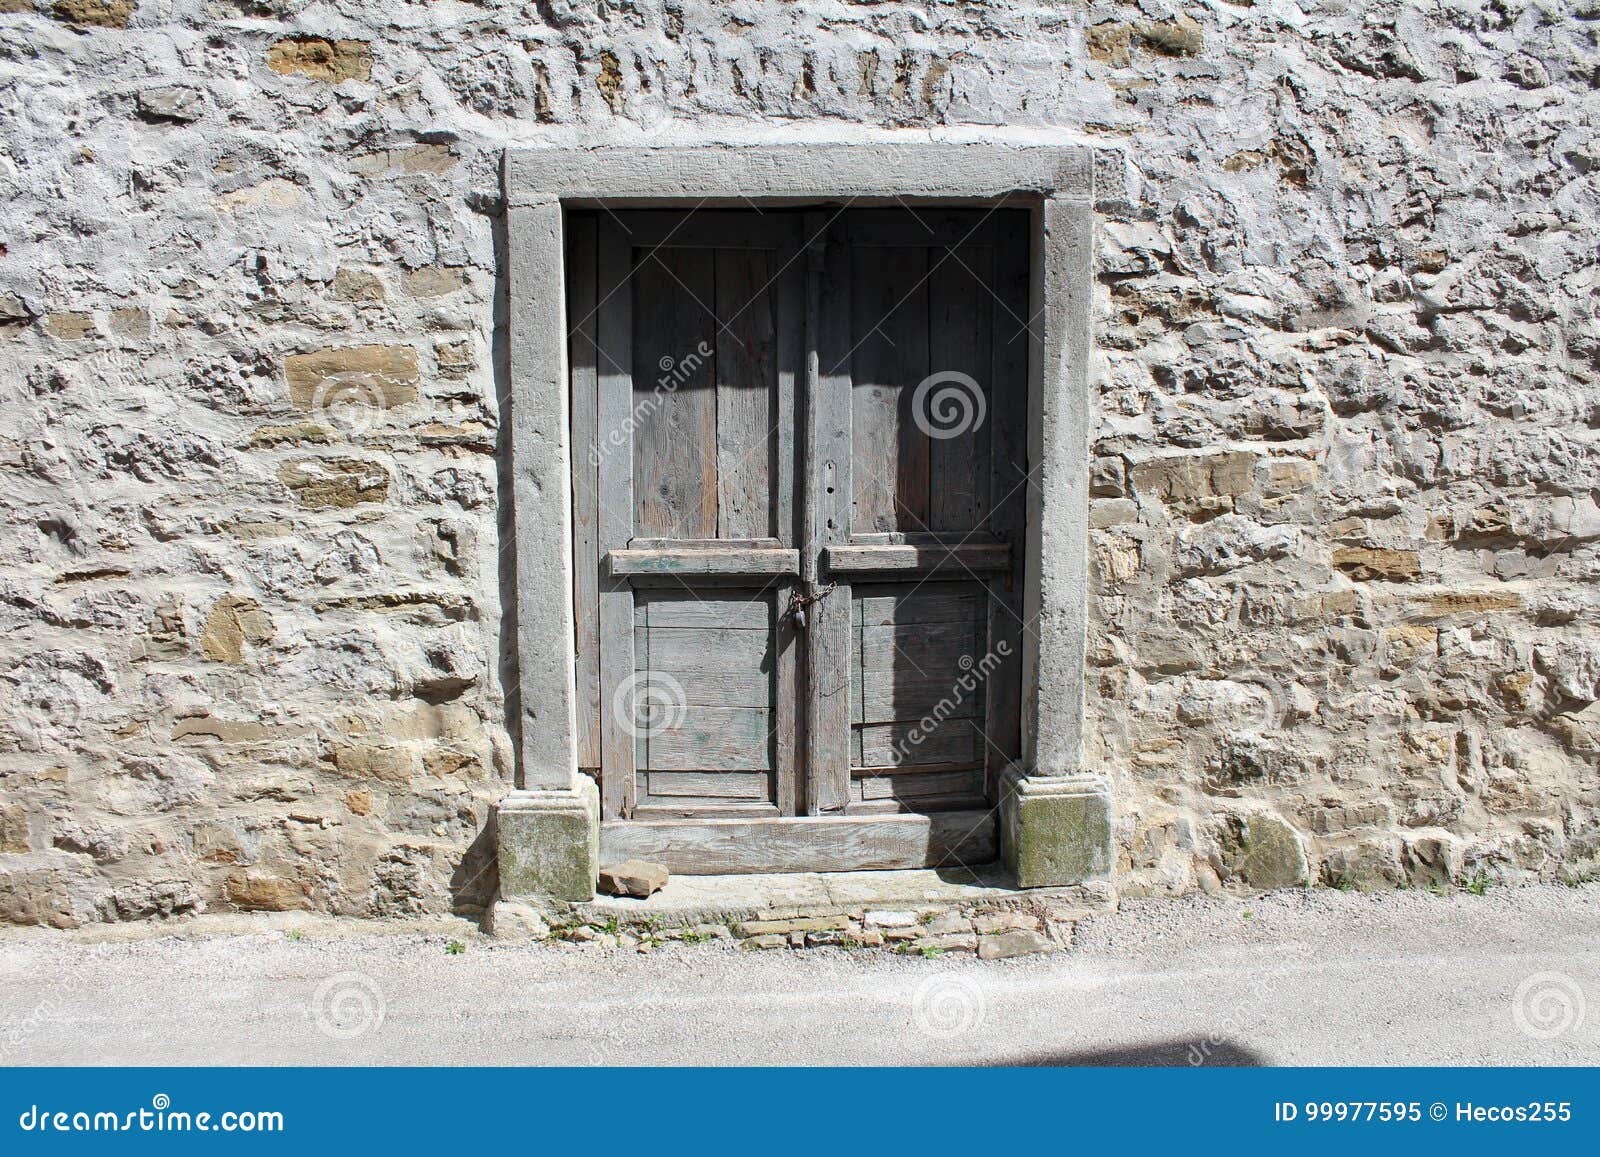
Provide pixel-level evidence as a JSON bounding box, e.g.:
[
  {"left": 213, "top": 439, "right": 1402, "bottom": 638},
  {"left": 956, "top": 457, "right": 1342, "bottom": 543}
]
[{"left": 0, "top": 0, "right": 1596, "bottom": 925}]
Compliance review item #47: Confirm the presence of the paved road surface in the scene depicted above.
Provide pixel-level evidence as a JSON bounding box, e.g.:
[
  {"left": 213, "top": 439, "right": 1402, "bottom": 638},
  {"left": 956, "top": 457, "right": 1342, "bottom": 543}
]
[{"left": 1, "top": 885, "right": 1595, "bottom": 1065}]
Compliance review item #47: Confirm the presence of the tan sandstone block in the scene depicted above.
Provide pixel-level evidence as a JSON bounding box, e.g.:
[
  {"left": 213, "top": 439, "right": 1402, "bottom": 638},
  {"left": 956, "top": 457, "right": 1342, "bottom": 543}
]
[
  {"left": 1136, "top": 15, "right": 1203, "bottom": 56},
  {"left": 285, "top": 344, "right": 418, "bottom": 411},
  {"left": 1333, "top": 546, "right": 1421, "bottom": 582},
  {"left": 224, "top": 871, "right": 310, "bottom": 912},
  {"left": 330, "top": 743, "right": 416, "bottom": 787},
  {"left": 0, "top": 804, "right": 29, "bottom": 853},
  {"left": 278, "top": 458, "right": 390, "bottom": 508},
  {"left": 1086, "top": 23, "right": 1131, "bottom": 67},
  {"left": 266, "top": 37, "right": 372, "bottom": 83},
  {"left": 52, "top": 0, "right": 133, "bottom": 28},
  {"left": 1383, "top": 625, "right": 1438, "bottom": 668},
  {"left": 330, "top": 267, "right": 385, "bottom": 302},
  {"left": 403, "top": 266, "right": 466, "bottom": 298},
  {"left": 1129, "top": 451, "right": 1258, "bottom": 509},
  {"left": 1419, "top": 591, "right": 1523, "bottom": 616},
  {"left": 200, "top": 595, "right": 273, "bottom": 664},
  {"left": 43, "top": 312, "right": 94, "bottom": 340}
]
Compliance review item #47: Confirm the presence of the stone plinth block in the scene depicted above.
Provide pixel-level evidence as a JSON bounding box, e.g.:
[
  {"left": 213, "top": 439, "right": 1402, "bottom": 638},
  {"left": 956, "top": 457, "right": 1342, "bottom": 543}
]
[
  {"left": 1000, "top": 770, "right": 1113, "bottom": 888},
  {"left": 497, "top": 781, "right": 599, "bottom": 902}
]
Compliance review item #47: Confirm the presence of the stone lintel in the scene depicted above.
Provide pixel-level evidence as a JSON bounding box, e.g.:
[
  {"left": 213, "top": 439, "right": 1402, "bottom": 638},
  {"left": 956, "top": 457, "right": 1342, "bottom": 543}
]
[{"left": 505, "top": 142, "right": 1092, "bottom": 207}]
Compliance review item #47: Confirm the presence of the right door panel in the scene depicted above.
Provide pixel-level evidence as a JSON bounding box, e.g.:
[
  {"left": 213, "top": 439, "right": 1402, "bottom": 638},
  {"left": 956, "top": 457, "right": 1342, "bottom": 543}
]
[{"left": 813, "top": 208, "right": 1030, "bottom": 816}]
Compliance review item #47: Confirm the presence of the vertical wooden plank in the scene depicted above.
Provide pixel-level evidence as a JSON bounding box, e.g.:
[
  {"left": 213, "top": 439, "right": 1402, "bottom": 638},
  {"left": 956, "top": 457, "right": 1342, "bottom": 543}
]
[
  {"left": 567, "top": 213, "right": 602, "bottom": 771},
  {"left": 632, "top": 247, "right": 717, "bottom": 539},
  {"left": 774, "top": 230, "right": 804, "bottom": 551},
  {"left": 927, "top": 243, "right": 993, "bottom": 532},
  {"left": 983, "top": 211, "right": 1030, "bottom": 794},
  {"left": 596, "top": 218, "right": 637, "bottom": 819},
  {"left": 634, "top": 602, "right": 650, "bottom": 780},
  {"left": 851, "top": 244, "right": 929, "bottom": 533},
  {"left": 773, "top": 224, "right": 805, "bottom": 816},
  {"left": 772, "top": 591, "right": 796, "bottom": 815},
  {"left": 807, "top": 212, "right": 855, "bottom": 814},
  {"left": 715, "top": 247, "right": 776, "bottom": 540}
]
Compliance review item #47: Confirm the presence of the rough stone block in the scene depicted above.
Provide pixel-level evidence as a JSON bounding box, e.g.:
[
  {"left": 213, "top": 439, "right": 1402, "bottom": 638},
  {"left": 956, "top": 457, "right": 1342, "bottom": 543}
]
[
  {"left": 497, "top": 782, "right": 599, "bottom": 903},
  {"left": 0, "top": 804, "right": 29, "bottom": 853},
  {"left": 598, "top": 859, "right": 668, "bottom": 898},
  {"left": 1001, "top": 773, "right": 1113, "bottom": 888},
  {"left": 978, "top": 929, "right": 1054, "bottom": 959},
  {"left": 1136, "top": 15, "right": 1203, "bottom": 56},
  {"left": 51, "top": 0, "right": 133, "bottom": 28},
  {"left": 862, "top": 909, "right": 918, "bottom": 927},
  {"left": 0, "top": 866, "right": 78, "bottom": 928},
  {"left": 224, "top": 871, "right": 309, "bottom": 912},
  {"left": 1216, "top": 813, "right": 1308, "bottom": 890},
  {"left": 482, "top": 899, "right": 550, "bottom": 940},
  {"left": 285, "top": 344, "right": 419, "bottom": 412},
  {"left": 266, "top": 37, "right": 373, "bottom": 83},
  {"left": 972, "top": 910, "right": 1040, "bottom": 935},
  {"left": 1333, "top": 546, "right": 1422, "bottom": 582},
  {"left": 735, "top": 914, "right": 848, "bottom": 937},
  {"left": 278, "top": 458, "right": 390, "bottom": 509},
  {"left": 199, "top": 595, "right": 273, "bottom": 664},
  {"left": 137, "top": 86, "right": 204, "bottom": 123}
]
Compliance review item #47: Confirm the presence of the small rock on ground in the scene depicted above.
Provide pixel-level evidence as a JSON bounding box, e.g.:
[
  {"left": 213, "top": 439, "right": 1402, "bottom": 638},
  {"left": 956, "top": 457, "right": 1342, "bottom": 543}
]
[
  {"left": 978, "top": 929, "right": 1054, "bottom": 959},
  {"left": 598, "top": 859, "right": 669, "bottom": 898}
]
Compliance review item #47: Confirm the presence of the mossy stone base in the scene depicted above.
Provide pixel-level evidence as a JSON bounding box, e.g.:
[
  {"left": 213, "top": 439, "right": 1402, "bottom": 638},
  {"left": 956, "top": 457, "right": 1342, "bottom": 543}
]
[
  {"left": 1216, "top": 812, "right": 1308, "bottom": 890},
  {"left": 1001, "top": 772, "right": 1113, "bottom": 888},
  {"left": 497, "top": 780, "right": 599, "bottom": 902}
]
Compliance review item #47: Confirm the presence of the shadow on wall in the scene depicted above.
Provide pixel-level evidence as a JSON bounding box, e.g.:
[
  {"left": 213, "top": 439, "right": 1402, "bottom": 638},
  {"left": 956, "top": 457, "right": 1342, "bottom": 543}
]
[
  {"left": 432, "top": 191, "right": 514, "bottom": 921},
  {"left": 490, "top": 195, "right": 520, "bottom": 785},
  {"left": 449, "top": 810, "right": 499, "bottom": 915},
  {"left": 1001, "top": 1039, "right": 1267, "bottom": 1067}
]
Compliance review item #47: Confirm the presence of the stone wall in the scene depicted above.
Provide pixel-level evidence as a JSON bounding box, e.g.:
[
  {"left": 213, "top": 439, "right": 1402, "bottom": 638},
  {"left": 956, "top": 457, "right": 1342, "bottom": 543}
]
[{"left": 1, "top": 0, "right": 1595, "bottom": 925}]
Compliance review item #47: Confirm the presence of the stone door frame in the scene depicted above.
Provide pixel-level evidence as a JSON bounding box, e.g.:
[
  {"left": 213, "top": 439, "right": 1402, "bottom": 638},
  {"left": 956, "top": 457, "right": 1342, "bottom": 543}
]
[{"left": 497, "top": 143, "right": 1111, "bottom": 901}]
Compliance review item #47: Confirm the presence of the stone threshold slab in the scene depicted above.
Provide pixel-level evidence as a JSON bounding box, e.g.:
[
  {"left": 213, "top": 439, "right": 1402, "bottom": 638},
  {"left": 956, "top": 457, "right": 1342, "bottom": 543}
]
[{"left": 566, "top": 865, "right": 1115, "bottom": 927}]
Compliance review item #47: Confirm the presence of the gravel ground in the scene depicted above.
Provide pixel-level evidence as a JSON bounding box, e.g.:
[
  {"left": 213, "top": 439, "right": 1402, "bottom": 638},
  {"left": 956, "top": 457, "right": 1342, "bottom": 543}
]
[{"left": 1, "top": 884, "right": 1596, "bottom": 1066}]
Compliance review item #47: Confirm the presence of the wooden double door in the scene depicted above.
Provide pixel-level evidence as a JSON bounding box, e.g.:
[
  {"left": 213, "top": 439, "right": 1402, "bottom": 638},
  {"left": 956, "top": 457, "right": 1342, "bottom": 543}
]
[{"left": 566, "top": 207, "right": 1030, "bottom": 873}]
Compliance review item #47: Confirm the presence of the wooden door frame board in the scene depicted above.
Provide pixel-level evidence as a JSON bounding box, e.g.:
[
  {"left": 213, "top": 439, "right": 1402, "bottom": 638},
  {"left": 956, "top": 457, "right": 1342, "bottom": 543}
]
[{"left": 497, "top": 142, "right": 1110, "bottom": 902}]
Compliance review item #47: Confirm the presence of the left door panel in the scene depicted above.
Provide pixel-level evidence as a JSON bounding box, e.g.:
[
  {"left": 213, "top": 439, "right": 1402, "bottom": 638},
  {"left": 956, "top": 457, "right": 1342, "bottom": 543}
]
[{"left": 568, "top": 210, "right": 805, "bottom": 820}]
